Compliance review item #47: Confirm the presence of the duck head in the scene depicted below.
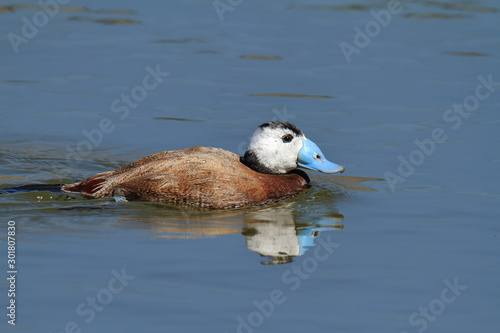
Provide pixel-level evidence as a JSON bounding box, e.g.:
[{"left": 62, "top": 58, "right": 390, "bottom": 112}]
[{"left": 242, "top": 121, "right": 345, "bottom": 175}]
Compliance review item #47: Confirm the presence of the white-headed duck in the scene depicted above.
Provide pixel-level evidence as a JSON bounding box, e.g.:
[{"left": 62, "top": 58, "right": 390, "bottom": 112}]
[{"left": 62, "top": 121, "right": 345, "bottom": 209}]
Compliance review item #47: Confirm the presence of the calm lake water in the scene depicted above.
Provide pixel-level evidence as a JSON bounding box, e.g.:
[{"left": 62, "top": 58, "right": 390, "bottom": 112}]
[{"left": 1, "top": 0, "right": 499, "bottom": 332}]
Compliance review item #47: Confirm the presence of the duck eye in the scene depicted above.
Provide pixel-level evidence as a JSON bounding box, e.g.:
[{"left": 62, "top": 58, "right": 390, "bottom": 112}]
[{"left": 282, "top": 134, "right": 293, "bottom": 143}]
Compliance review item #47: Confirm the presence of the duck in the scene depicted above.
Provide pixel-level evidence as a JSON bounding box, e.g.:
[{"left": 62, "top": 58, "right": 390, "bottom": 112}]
[{"left": 62, "top": 121, "right": 345, "bottom": 209}]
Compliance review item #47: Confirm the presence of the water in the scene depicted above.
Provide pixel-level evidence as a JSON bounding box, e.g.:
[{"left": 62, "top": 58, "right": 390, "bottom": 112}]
[{"left": 1, "top": 0, "right": 499, "bottom": 332}]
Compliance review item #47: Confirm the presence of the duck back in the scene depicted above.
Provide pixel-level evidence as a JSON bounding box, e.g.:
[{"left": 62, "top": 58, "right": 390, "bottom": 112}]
[{"left": 62, "top": 146, "right": 310, "bottom": 209}]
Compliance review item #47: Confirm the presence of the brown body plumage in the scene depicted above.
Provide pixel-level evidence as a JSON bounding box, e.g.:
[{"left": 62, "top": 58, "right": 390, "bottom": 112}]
[{"left": 62, "top": 146, "right": 310, "bottom": 209}]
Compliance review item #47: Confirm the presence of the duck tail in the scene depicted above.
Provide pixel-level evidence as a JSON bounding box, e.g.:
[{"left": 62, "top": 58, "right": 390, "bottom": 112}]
[{"left": 61, "top": 177, "right": 106, "bottom": 197}]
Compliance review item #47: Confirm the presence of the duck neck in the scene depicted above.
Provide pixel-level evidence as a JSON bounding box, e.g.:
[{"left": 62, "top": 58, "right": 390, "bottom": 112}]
[
  {"left": 240, "top": 150, "right": 281, "bottom": 175},
  {"left": 240, "top": 151, "right": 311, "bottom": 184}
]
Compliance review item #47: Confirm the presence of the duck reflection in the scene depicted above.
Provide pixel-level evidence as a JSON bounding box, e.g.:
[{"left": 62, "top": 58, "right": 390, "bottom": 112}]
[
  {"left": 117, "top": 175, "right": 379, "bottom": 264},
  {"left": 121, "top": 201, "right": 343, "bottom": 265},
  {"left": 242, "top": 206, "right": 343, "bottom": 265}
]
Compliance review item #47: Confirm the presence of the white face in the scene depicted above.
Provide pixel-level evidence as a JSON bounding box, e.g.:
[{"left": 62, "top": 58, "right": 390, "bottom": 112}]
[{"left": 247, "top": 125, "right": 305, "bottom": 174}]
